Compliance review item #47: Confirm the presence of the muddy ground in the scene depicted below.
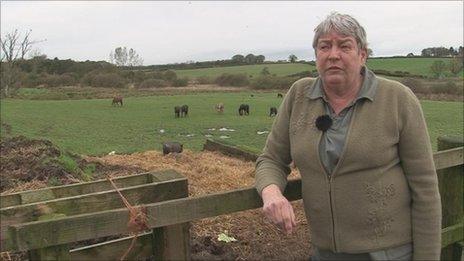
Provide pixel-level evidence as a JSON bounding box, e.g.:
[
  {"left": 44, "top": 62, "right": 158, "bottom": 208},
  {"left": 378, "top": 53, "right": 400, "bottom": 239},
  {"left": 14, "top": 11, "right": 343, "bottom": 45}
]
[{"left": 0, "top": 136, "right": 312, "bottom": 260}]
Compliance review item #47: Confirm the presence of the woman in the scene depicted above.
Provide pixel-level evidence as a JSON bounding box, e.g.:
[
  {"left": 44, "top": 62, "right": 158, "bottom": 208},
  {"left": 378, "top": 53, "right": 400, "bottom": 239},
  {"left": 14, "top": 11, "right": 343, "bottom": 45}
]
[{"left": 255, "top": 12, "right": 441, "bottom": 260}]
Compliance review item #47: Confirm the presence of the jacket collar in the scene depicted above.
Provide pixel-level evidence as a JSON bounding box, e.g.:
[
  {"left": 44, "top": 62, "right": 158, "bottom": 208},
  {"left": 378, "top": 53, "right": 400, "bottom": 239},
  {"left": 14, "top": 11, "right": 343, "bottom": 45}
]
[{"left": 307, "top": 66, "right": 378, "bottom": 103}]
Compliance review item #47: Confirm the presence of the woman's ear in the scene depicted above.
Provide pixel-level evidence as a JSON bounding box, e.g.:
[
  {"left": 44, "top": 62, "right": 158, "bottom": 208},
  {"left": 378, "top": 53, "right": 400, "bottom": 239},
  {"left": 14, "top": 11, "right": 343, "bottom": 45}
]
[{"left": 360, "top": 49, "right": 368, "bottom": 64}]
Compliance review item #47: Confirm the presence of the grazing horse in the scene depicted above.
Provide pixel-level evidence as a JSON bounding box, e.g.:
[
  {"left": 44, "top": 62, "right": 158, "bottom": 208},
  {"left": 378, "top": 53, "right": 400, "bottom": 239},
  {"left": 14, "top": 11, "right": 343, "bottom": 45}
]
[
  {"left": 162, "top": 142, "right": 183, "bottom": 155},
  {"left": 277, "top": 93, "right": 283, "bottom": 98},
  {"left": 181, "top": 105, "right": 189, "bottom": 117},
  {"left": 112, "top": 96, "right": 123, "bottom": 106},
  {"left": 269, "top": 106, "right": 278, "bottom": 116},
  {"left": 215, "top": 103, "right": 224, "bottom": 113},
  {"left": 238, "top": 104, "right": 249, "bottom": 116},
  {"left": 174, "top": 106, "right": 181, "bottom": 118}
]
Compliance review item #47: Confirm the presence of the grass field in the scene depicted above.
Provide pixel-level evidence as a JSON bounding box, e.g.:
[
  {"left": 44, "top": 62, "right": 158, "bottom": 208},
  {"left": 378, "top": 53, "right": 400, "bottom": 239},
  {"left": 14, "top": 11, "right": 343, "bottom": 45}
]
[
  {"left": 1, "top": 92, "right": 462, "bottom": 156},
  {"left": 174, "top": 57, "right": 460, "bottom": 79},
  {"left": 366, "top": 57, "right": 459, "bottom": 77},
  {"left": 175, "top": 63, "right": 314, "bottom": 79}
]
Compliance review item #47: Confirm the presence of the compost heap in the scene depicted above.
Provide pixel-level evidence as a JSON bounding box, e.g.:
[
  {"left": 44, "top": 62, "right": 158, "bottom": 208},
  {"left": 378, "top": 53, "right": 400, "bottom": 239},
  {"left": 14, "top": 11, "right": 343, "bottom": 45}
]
[{"left": 1, "top": 135, "right": 312, "bottom": 260}]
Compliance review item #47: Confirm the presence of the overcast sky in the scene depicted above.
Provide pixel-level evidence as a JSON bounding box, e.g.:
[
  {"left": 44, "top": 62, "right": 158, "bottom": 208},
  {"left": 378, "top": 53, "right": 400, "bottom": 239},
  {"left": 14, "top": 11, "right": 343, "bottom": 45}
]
[{"left": 1, "top": 1, "right": 463, "bottom": 65}]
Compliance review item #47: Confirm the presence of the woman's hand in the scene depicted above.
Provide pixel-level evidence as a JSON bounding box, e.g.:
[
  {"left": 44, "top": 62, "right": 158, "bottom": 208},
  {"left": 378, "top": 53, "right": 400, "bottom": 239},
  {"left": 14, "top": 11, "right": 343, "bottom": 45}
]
[{"left": 261, "top": 184, "right": 296, "bottom": 234}]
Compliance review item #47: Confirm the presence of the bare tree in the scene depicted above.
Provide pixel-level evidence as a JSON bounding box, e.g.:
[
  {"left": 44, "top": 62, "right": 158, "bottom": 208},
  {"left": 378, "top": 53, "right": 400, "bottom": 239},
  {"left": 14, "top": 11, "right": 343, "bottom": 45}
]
[
  {"left": 109, "top": 50, "right": 114, "bottom": 64},
  {"left": 0, "top": 29, "right": 43, "bottom": 97},
  {"left": 114, "top": 47, "right": 127, "bottom": 66},
  {"left": 19, "top": 30, "right": 46, "bottom": 59},
  {"left": 1, "top": 29, "right": 20, "bottom": 62},
  {"left": 109, "top": 46, "right": 143, "bottom": 67},
  {"left": 127, "top": 48, "right": 143, "bottom": 66}
]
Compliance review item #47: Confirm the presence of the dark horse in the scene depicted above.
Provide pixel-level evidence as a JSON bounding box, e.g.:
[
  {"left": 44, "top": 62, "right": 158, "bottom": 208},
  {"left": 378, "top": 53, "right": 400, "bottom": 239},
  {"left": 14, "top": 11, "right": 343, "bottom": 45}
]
[
  {"left": 181, "top": 105, "right": 189, "bottom": 117},
  {"left": 238, "top": 104, "right": 249, "bottom": 116},
  {"left": 269, "top": 106, "right": 278, "bottom": 116},
  {"left": 112, "top": 96, "right": 123, "bottom": 106},
  {"left": 174, "top": 106, "right": 181, "bottom": 118}
]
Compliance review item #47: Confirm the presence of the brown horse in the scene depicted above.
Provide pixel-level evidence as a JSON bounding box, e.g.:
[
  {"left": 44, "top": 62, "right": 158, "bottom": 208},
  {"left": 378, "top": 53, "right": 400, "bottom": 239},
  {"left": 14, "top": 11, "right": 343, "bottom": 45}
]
[
  {"left": 174, "top": 106, "right": 181, "bottom": 118},
  {"left": 215, "top": 103, "right": 224, "bottom": 113},
  {"left": 112, "top": 96, "right": 123, "bottom": 106}
]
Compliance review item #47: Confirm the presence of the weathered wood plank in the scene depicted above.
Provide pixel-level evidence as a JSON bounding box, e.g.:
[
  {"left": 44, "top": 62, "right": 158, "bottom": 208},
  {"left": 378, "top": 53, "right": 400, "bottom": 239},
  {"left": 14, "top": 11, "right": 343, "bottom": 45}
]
[
  {"left": 1, "top": 176, "right": 187, "bottom": 251},
  {"left": 8, "top": 179, "right": 301, "bottom": 251},
  {"left": 0, "top": 194, "right": 21, "bottom": 209},
  {"left": 1, "top": 175, "right": 186, "bottom": 221},
  {"left": 441, "top": 223, "right": 464, "bottom": 248},
  {"left": 151, "top": 170, "right": 185, "bottom": 182},
  {"left": 203, "top": 139, "right": 259, "bottom": 162},
  {"left": 28, "top": 243, "right": 70, "bottom": 260},
  {"left": 434, "top": 146, "right": 464, "bottom": 170},
  {"left": 0, "top": 172, "right": 153, "bottom": 208},
  {"left": 1, "top": 170, "right": 184, "bottom": 209},
  {"left": 153, "top": 222, "right": 191, "bottom": 260},
  {"left": 457, "top": 241, "right": 464, "bottom": 261},
  {"left": 438, "top": 138, "right": 463, "bottom": 261},
  {"left": 70, "top": 232, "right": 153, "bottom": 260},
  {"left": 152, "top": 176, "right": 191, "bottom": 261},
  {"left": 28, "top": 211, "right": 70, "bottom": 260}
]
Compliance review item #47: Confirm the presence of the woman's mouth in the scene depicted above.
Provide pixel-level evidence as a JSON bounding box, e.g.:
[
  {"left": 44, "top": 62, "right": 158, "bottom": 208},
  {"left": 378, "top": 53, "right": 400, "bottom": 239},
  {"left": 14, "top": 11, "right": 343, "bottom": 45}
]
[{"left": 327, "top": 66, "right": 342, "bottom": 71}]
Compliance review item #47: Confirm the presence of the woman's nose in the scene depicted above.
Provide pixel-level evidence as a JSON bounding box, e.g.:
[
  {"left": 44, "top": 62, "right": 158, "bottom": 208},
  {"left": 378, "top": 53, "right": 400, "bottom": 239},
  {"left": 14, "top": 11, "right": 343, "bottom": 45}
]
[{"left": 328, "top": 46, "right": 341, "bottom": 60}]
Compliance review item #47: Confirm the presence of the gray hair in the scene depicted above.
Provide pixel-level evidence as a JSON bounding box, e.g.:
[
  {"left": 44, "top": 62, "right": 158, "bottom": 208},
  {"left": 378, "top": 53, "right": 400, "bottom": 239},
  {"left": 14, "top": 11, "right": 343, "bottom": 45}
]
[{"left": 312, "top": 12, "right": 368, "bottom": 51}]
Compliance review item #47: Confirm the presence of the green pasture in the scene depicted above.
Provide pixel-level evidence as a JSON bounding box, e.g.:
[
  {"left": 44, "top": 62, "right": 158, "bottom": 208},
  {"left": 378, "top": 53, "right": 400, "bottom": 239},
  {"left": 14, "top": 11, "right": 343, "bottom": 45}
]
[
  {"left": 174, "top": 58, "right": 460, "bottom": 79},
  {"left": 175, "top": 63, "right": 314, "bottom": 79},
  {"left": 1, "top": 93, "right": 462, "bottom": 156},
  {"left": 366, "top": 57, "right": 459, "bottom": 77}
]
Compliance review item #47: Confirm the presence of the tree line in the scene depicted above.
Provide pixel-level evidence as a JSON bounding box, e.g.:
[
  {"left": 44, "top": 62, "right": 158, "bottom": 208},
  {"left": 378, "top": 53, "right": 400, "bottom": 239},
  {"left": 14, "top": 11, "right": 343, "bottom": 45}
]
[
  {"left": 421, "top": 46, "right": 463, "bottom": 57},
  {"left": 143, "top": 53, "right": 267, "bottom": 71},
  {"left": 1, "top": 29, "right": 463, "bottom": 97}
]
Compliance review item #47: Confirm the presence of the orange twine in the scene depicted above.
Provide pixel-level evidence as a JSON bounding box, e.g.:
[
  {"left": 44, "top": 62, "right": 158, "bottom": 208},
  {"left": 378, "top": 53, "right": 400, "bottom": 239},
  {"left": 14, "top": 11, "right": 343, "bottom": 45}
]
[{"left": 107, "top": 175, "right": 150, "bottom": 261}]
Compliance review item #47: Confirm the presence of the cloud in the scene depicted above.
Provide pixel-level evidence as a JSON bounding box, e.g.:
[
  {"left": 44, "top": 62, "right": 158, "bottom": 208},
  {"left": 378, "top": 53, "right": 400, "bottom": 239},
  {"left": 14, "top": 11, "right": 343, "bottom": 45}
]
[{"left": 1, "top": 1, "right": 462, "bottom": 64}]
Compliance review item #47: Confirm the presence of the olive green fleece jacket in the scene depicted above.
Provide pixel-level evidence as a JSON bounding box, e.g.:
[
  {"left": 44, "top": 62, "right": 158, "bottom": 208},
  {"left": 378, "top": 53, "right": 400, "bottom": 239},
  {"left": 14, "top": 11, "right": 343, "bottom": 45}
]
[{"left": 255, "top": 76, "right": 442, "bottom": 260}]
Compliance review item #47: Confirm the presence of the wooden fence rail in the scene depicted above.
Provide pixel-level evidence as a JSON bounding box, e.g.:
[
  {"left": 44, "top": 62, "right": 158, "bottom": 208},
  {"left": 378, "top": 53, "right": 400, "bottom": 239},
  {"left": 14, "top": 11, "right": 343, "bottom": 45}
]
[
  {"left": 1, "top": 169, "right": 191, "bottom": 260},
  {"left": 1, "top": 145, "right": 463, "bottom": 260}
]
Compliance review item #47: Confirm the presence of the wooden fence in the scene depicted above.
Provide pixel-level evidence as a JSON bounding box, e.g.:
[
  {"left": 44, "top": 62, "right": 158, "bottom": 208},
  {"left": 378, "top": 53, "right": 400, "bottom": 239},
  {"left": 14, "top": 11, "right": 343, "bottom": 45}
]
[
  {"left": 1, "top": 141, "right": 462, "bottom": 260},
  {"left": 203, "top": 138, "right": 258, "bottom": 162},
  {"left": 0, "top": 170, "right": 190, "bottom": 260}
]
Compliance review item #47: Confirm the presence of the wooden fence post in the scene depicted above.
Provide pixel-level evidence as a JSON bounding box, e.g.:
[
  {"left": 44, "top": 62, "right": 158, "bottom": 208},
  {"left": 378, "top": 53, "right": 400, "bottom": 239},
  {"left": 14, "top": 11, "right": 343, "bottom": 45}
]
[
  {"left": 151, "top": 173, "right": 191, "bottom": 260},
  {"left": 437, "top": 136, "right": 464, "bottom": 261}
]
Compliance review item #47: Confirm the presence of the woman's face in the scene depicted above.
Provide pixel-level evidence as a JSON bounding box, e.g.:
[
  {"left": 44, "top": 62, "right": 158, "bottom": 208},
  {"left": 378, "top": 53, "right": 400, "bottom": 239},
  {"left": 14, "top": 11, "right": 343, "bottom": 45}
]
[{"left": 315, "top": 31, "right": 367, "bottom": 88}]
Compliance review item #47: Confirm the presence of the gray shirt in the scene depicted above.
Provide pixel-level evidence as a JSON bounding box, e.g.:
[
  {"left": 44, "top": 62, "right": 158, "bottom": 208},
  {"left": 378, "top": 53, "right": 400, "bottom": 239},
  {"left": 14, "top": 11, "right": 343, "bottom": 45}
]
[{"left": 308, "top": 67, "right": 378, "bottom": 175}]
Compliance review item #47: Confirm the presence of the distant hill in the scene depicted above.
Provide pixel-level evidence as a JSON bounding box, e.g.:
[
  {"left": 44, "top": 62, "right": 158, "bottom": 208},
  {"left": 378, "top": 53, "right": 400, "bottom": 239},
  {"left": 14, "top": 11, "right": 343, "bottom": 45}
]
[{"left": 172, "top": 57, "right": 461, "bottom": 79}]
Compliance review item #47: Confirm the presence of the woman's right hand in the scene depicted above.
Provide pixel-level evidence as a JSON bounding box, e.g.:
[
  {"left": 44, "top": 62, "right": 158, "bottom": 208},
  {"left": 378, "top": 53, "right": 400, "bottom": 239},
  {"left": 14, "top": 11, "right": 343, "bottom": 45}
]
[{"left": 261, "top": 184, "right": 296, "bottom": 234}]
